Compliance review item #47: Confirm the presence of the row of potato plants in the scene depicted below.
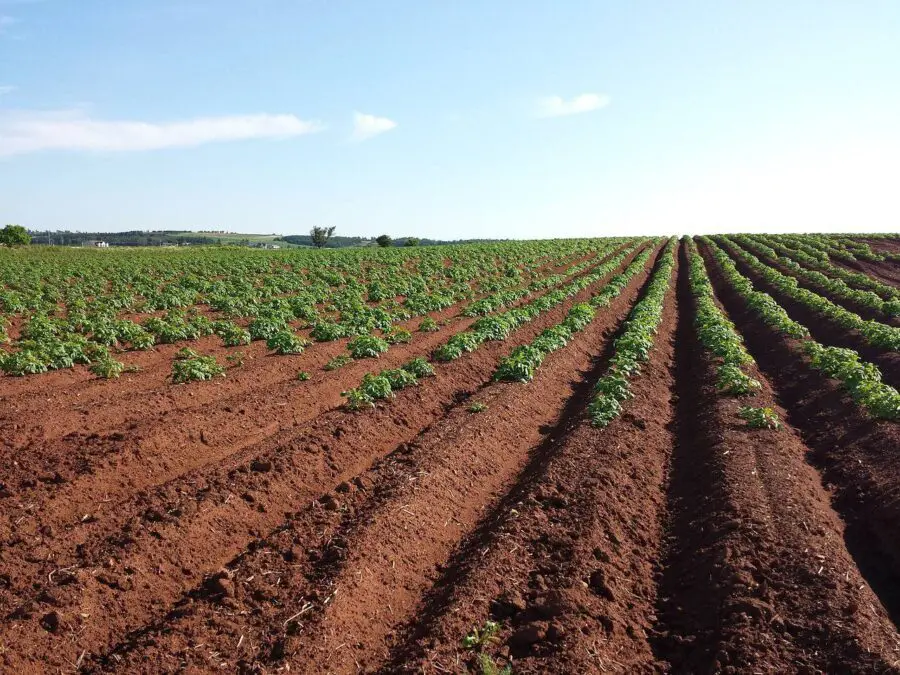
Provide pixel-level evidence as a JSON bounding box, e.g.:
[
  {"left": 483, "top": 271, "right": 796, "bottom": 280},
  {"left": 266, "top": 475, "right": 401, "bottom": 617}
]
[
  {"left": 331, "top": 241, "right": 625, "bottom": 368},
  {"left": 428, "top": 242, "right": 643, "bottom": 364},
  {"left": 340, "top": 240, "right": 655, "bottom": 408},
  {"left": 701, "top": 237, "right": 900, "bottom": 420},
  {"left": 827, "top": 235, "right": 893, "bottom": 262},
  {"left": 751, "top": 234, "right": 900, "bottom": 302},
  {"left": 493, "top": 245, "right": 656, "bottom": 382},
  {"left": 685, "top": 237, "right": 779, "bottom": 429},
  {"left": 0, "top": 239, "right": 612, "bottom": 377},
  {"left": 717, "top": 236, "right": 900, "bottom": 351},
  {"left": 795, "top": 234, "right": 882, "bottom": 264},
  {"left": 732, "top": 235, "right": 900, "bottom": 318},
  {"left": 587, "top": 238, "right": 677, "bottom": 427}
]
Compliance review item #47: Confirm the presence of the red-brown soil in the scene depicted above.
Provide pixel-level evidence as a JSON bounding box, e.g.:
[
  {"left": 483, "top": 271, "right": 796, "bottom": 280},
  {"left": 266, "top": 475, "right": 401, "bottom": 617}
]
[
  {"left": 3, "top": 240, "right": 900, "bottom": 674},
  {"left": 0, "top": 246, "right": 630, "bottom": 533},
  {"left": 0, "top": 245, "right": 654, "bottom": 672},
  {"left": 654, "top": 244, "right": 899, "bottom": 672},
  {"left": 79, "top": 243, "right": 668, "bottom": 675}
]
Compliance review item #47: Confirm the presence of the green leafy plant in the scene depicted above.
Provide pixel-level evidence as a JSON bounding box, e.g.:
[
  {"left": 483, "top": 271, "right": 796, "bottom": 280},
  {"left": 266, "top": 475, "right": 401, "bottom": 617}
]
[
  {"left": 297, "top": 370, "right": 311, "bottom": 381},
  {"left": 402, "top": 357, "right": 435, "bottom": 378},
  {"left": 739, "top": 406, "right": 781, "bottom": 430},
  {"left": 171, "top": 349, "right": 225, "bottom": 383},
  {"left": 310, "top": 321, "right": 346, "bottom": 342},
  {"left": 476, "top": 654, "right": 512, "bottom": 675},
  {"left": 214, "top": 320, "right": 251, "bottom": 347},
  {"left": 89, "top": 356, "right": 127, "bottom": 379},
  {"left": 715, "top": 364, "right": 761, "bottom": 396},
  {"left": 384, "top": 327, "right": 413, "bottom": 344},
  {"left": 419, "top": 317, "right": 439, "bottom": 332},
  {"left": 324, "top": 354, "right": 353, "bottom": 371},
  {"left": 703, "top": 236, "right": 900, "bottom": 420},
  {"left": 266, "top": 330, "right": 309, "bottom": 355},
  {"left": 433, "top": 331, "right": 481, "bottom": 361},
  {"left": 342, "top": 372, "right": 394, "bottom": 410},
  {"left": 462, "top": 620, "right": 501, "bottom": 649},
  {"left": 226, "top": 351, "right": 247, "bottom": 367},
  {"left": 342, "top": 387, "right": 374, "bottom": 411},
  {"left": 494, "top": 345, "right": 545, "bottom": 382},
  {"left": 359, "top": 373, "right": 393, "bottom": 400},
  {"left": 381, "top": 368, "right": 418, "bottom": 390},
  {"left": 348, "top": 334, "right": 390, "bottom": 359},
  {"left": 588, "top": 239, "right": 677, "bottom": 427},
  {"left": 468, "top": 401, "right": 488, "bottom": 413}
]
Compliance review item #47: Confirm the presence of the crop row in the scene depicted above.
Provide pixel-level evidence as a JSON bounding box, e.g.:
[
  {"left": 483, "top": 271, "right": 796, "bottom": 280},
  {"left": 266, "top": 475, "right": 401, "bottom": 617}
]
[
  {"left": 493, "top": 244, "right": 657, "bottom": 382},
  {"left": 717, "top": 236, "right": 900, "bottom": 351},
  {"left": 588, "top": 237, "right": 677, "bottom": 427},
  {"left": 341, "top": 240, "right": 656, "bottom": 408},
  {"left": 732, "top": 235, "right": 900, "bottom": 318},
  {"left": 750, "top": 234, "right": 900, "bottom": 302},
  {"left": 0, "top": 239, "right": 619, "bottom": 377},
  {"left": 701, "top": 237, "right": 900, "bottom": 420},
  {"left": 430, "top": 241, "right": 647, "bottom": 363}
]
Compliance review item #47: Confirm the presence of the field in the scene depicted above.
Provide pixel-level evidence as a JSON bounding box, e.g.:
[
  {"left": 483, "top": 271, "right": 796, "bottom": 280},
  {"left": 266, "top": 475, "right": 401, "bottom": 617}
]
[{"left": 2, "top": 234, "right": 900, "bottom": 673}]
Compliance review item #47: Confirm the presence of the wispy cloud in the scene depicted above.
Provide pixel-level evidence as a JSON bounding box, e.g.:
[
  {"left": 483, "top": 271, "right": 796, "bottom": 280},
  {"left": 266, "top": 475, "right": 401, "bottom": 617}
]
[
  {"left": 0, "top": 85, "right": 15, "bottom": 96},
  {"left": 0, "top": 14, "right": 16, "bottom": 32},
  {"left": 0, "top": 109, "right": 324, "bottom": 156},
  {"left": 350, "top": 111, "right": 396, "bottom": 142},
  {"left": 536, "top": 93, "right": 610, "bottom": 118}
]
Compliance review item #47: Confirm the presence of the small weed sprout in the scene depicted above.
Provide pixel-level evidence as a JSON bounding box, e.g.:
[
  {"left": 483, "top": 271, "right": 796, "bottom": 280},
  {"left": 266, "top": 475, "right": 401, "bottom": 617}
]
[
  {"left": 462, "top": 620, "right": 500, "bottom": 649},
  {"left": 468, "top": 401, "right": 488, "bottom": 413},
  {"left": 225, "top": 351, "right": 247, "bottom": 367},
  {"left": 324, "top": 354, "right": 353, "bottom": 371}
]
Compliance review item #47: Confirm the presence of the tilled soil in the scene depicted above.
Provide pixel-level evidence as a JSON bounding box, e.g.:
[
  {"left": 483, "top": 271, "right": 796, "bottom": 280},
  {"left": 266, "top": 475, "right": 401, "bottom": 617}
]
[{"left": 3, "top": 240, "right": 900, "bottom": 674}]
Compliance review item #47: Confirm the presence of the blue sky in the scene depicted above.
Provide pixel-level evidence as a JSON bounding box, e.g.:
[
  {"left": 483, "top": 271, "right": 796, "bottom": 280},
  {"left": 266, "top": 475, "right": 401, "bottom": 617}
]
[{"left": 1, "top": 0, "right": 899, "bottom": 238}]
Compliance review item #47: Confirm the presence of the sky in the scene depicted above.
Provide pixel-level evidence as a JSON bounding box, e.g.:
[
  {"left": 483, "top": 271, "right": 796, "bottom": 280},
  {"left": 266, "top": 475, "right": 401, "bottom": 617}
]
[{"left": 1, "top": 0, "right": 900, "bottom": 239}]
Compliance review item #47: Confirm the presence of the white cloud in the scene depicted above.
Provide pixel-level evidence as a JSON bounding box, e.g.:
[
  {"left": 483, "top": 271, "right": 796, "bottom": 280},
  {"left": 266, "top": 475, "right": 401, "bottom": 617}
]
[
  {"left": 350, "top": 111, "right": 396, "bottom": 142},
  {"left": 0, "top": 85, "right": 15, "bottom": 96},
  {"left": 536, "top": 93, "right": 610, "bottom": 118},
  {"left": 0, "top": 109, "right": 324, "bottom": 156}
]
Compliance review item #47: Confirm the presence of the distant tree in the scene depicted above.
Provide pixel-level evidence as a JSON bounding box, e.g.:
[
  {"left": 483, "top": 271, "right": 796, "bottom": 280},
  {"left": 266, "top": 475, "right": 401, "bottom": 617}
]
[
  {"left": 0, "top": 224, "right": 30, "bottom": 247},
  {"left": 404, "top": 237, "right": 420, "bottom": 247},
  {"left": 376, "top": 234, "right": 393, "bottom": 248},
  {"left": 310, "top": 226, "right": 336, "bottom": 248}
]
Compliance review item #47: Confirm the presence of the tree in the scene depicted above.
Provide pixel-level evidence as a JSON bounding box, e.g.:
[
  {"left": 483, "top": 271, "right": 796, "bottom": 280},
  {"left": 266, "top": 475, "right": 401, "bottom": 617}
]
[
  {"left": 376, "top": 234, "right": 393, "bottom": 248},
  {"left": 0, "top": 224, "right": 30, "bottom": 247},
  {"left": 310, "top": 226, "right": 336, "bottom": 248},
  {"left": 404, "top": 237, "right": 420, "bottom": 247}
]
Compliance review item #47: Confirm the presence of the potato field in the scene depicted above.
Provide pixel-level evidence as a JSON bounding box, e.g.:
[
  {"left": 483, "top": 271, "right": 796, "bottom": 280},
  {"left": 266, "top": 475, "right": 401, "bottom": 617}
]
[{"left": 2, "top": 234, "right": 900, "bottom": 673}]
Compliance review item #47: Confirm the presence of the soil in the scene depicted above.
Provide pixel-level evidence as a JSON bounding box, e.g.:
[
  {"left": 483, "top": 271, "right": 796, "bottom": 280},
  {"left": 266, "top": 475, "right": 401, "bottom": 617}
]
[{"left": 3, "top": 239, "right": 900, "bottom": 674}]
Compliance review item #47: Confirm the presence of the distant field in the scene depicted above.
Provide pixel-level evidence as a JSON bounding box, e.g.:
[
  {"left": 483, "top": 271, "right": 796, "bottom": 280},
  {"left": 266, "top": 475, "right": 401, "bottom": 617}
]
[
  {"left": 2, "top": 234, "right": 900, "bottom": 672},
  {"left": 165, "top": 231, "right": 308, "bottom": 246}
]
